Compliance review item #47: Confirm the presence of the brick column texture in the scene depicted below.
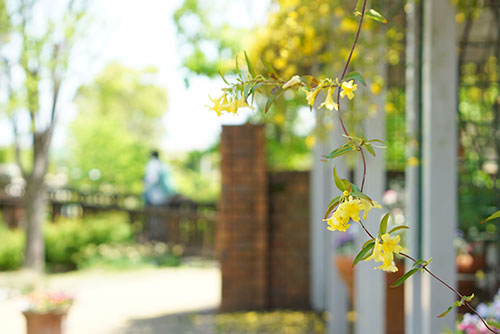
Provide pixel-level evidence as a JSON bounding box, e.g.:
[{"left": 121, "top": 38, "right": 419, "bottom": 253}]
[{"left": 218, "top": 124, "right": 268, "bottom": 311}]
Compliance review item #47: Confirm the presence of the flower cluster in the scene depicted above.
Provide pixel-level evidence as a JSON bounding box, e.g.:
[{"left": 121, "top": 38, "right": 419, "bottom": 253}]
[
  {"left": 323, "top": 190, "right": 381, "bottom": 232},
  {"left": 207, "top": 93, "right": 253, "bottom": 116},
  {"left": 25, "top": 291, "right": 74, "bottom": 313},
  {"left": 365, "top": 233, "right": 403, "bottom": 272},
  {"left": 458, "top": 291, "right": 500, "bottom": 334}
]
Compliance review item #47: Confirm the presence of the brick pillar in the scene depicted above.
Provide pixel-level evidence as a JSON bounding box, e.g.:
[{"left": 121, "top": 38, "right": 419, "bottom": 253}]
[
  {"left": 268, "top": 171, "right": 310, "bottom": 309},
  {"left": 218, "top": 124, "right": 268, "bottom": 311}
]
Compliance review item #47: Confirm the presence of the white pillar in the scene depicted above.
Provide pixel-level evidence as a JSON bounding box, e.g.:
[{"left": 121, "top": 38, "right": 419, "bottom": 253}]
[
  {"left": 311, "top": 112, "right": 348, "bottom": 333},
  {"left": 405, "top": 1, "right": 423, "bottom": 333},
  {"left": 354, "top": 99, "right": 386, "bottom": 334},
  {"left": 421, "top": 0, "right": 458, "bottom": 332}
]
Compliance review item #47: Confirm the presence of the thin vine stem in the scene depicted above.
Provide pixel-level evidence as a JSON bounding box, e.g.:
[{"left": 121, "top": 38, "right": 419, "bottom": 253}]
[
  {"left": 358, "top": 219, "right": 497, "bottom": 333},
  {"left": 336, "top": 3, "right": 497, "bottom": 332},
  {"left": 334, "top": 0, "right": 368, "bottom": 192}
]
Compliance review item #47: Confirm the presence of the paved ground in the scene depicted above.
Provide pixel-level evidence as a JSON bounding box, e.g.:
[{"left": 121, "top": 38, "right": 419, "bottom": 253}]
[{"left": 0, "top": 265, "right": 220, "bottom": 334}]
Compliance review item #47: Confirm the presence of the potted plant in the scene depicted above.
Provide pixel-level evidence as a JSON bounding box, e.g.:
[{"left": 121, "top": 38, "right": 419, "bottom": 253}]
[{"left": 23, "top": 291, "right": 74, "bottom": 334}]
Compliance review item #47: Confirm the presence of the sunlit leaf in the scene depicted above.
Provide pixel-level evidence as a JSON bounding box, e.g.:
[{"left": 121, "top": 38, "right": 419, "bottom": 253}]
[
  {"left": 487, "top": 320, "right": 500, "bottom": 329},
  {"left": 343, "top": 71, "right": 367, "bottom": 86},
  {"left": 324, "top": 199, "right": 341, "bottom": 219},
  {"left": 264, "top": 86, "right": 284, "bottom": 113},
  {"left": 350, "top": 191, "right": 372, "bottom": 201},
  {"left": 481, "top": 209, "right": 500, "bottom": 224},
  {"left": 218, "top": 70, "right": 229, "bottom": 85},
  {"left": 324, "top": 143, "right": 356, "bottom": 160},
  {"left": 333, "top": 167, "right": 347, "bottom": 192},
  {"left": 244, "top": 50, "right": 255, "bottom": 78},
  {"left": 437, "top": 294, "right": 474, "bottom": 318},
  {"left": 353, "top": 241, "right": 375, "bottom": 266},
  {"left": 366, "top": 9, "right": 388, "bottom": 24},
  {"left": 413, "top": 259, "right": 426, "bottom": 268},
  {"left": 364, "top": 142, "right": 376, "bottom": 157},
  {"left": 391, "top": 268, "right": 420, "bottom": 288},
  {"left": 379, "top": 213, "right": 390, "bottom": 234},
  {"left": 388, "top": 225, "right": 409, "bottom": 234}
]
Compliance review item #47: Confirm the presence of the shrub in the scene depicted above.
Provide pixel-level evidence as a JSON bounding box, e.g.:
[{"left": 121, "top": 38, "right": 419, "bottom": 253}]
[
  {"left": 44, "top": 212, "right": 134, "bottom": 270},
  {"left": 0, "top": 223, "right": 24, "bottom": 270},
  {"left": 74, "top": 241, "right": 181, "bottom": 270}
]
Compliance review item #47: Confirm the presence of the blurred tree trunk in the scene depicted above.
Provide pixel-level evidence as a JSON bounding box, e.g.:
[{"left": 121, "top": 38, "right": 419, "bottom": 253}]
[
  {"left": 0, "top": 0, "right": 88, "bottom": 271},
  {"left": 24, "top": 130, "right": 52, "bottom": 271}
]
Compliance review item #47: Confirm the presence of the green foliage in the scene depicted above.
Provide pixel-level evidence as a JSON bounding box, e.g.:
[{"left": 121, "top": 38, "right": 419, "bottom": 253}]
[
  {"left": 437, "top": 294, "right": 475, "bottom": 318},
  {"left": 67, "top": 63, "right": 168, "bottom": 194},
  {"left": 214, "top": 311, "right": 325, "bottom": 334},
  {"left": 353, "top": 240, "right": 375, "bottom": 266},
  {"left": 44, "top": 213, "right": 134, "bottom": 270},
  {"left": 168, "top": 147, "right": 220, "bottom": 202},
  {"left": 173, "top": 0, "right": 248, "bottom": 78},
  {"left": 0, "top": 223, "right": 24, "bottom": 271},
  {"left": 391, "top": 268, "right": 420, "bottom": 288},
  {"left": 75, "top": 242, "right": 181, "bottom": 270}
]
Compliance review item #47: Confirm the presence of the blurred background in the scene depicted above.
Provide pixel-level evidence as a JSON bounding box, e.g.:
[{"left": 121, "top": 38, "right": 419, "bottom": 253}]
[{"left": 0, "top": 0, "right": 498, "bottom": 333}]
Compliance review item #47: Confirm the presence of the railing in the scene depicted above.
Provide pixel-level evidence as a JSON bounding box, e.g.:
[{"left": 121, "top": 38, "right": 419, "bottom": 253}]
[{"left": 0, "top": 188, "right": 217, "bottom": 256}]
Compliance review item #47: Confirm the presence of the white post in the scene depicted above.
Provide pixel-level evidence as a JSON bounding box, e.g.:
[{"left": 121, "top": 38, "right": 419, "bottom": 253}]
[
  {"left": 421, "top": 0, "right": 458, "bottom": 332},
  {"left": 310, "top": 133, "right": 328, "bottom": 311},
  {"left": 310, "top": 111, "right": 348, "bottom": 333},
  {"left": 405, "top": 1, "right": 423, "bottom": 333},
  {"left": 354, "top": 99, "right": 386, "bottom": 334}
]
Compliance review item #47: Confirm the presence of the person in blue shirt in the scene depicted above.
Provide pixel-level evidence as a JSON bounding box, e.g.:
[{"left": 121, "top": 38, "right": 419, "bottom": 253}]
[{"left": 143, "top": 150, "right": 174, "bottom": 240}]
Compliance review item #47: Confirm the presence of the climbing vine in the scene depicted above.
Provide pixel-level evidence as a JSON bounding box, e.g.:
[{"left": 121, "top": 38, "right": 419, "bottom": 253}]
[{"left": 207, "top": 0, "right": 500, "bottom": 332}]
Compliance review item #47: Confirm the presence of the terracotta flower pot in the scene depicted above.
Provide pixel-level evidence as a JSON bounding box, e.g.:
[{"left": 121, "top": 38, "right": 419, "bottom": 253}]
[
  {"left": 334, "top": 255, "right": 405, "bottom": 334},
  {"left": 23, "top": 311, "right": 67, "bottom": 334}
]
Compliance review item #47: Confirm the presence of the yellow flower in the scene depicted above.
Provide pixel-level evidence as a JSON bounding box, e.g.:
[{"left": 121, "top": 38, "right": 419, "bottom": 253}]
[
  {"left": 359, "top": 198, "right": 382, "bottom": 220},
  {"left": 324, "top": 214, "right": 350, "bottom": 232},
  {"left": 365, "top": 238, "right": 384, "bottom": 262},
  {"left": 376, "top": 256, "right": 399, "bottom": 272},
  {"left": 206, "top": 94, "right": 253, "bottom": 116},
  {"left": 339, "top": 196, "right": 363, "bottom": 222},
  {"left": 303, "top": 85, "right": 323, "bottom": 108},
  {"left": 340, "top": 80, "right": 357, "bottom": 100},
  {"left": 282, "top": 75, "right": 302, "bottom": 89},
  {"left": 380, "top": 234, "right": 403, "bottom": 255},
  {"left": 206, "top": 94, "right": 226, "bottom": 116},
  {"left": 319, "top": 87, "right": 339, "bottom": 111},
  {"left": 365, "top": 233, "right": 402, "bottom": 272}
]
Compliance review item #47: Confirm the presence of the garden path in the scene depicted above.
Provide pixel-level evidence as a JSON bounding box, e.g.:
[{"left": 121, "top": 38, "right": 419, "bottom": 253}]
[{"left": 0, "top": 264, "right": 220, "bottom": 334}]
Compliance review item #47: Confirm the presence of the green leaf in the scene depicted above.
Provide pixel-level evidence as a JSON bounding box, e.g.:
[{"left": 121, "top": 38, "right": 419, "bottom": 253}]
[
  {"left": 353, "top": 241, "right": 375, "bottom": 267},
  {"left": 379, "top": 213, "right": 390, "bottom": 234},
  {"left": 487, "top": 320, "right": 500, "bottom": 329},
  {"left": 388, "top": 225, "right": 409, "bottom": 234},
  {"left": 219, "top": 70, "right": 229, "bottom": 85},
  {"left": 391, "top": 268, "right": 420, "bottom": 288},
  {"left": 350, "top": 191, "right": 373, "bottom": 201},
  {"left": 366, "top": 9, "right": 388, "bottom": 24},
  {"left": 355, "top": 0, "right": 363, "bottom": 12},
  {"left": 243, "top": 83, "right": 251, "bottom": 100},
  {"left": 264, "top": 86, "right": 284, "bottom": 113},
  {"left": 437, "top": 301, "right": 461, "bottom": 319},
  {"left": 437, "top": 294, "right": 474, "bottom": 318},
  {"left": 261, "top": 56, "right": 280, "bottom": 79},
  {"left": 324, "top": 143, "right": 356, "bottom": 160},
  {"left": 349, "top": 182, "right": 361, "bottom": 193},
  {"left": 244, "top": 50, "right": 255, "bottom": 78},
  {"left": 412, "top": 259, "right": 426, "bottom": 268},
  {"left": 327, "top": 195, "right": 342, "bottom": 209},
  {"left": 362, "top": 238, "right": 375, "bottom": 249},
  {"left": 333, "top": 167, "right": 347, "bottom": 192},
  {"left": 343, "top": 71, "right": 367, "bottom": 86},
  {"left": 364, "top": 142, "right": 376, "bottom": 157},
  {"left": 368, "top": 139, "right": 385, "bottom": 144},
  {"left": 324, "top": 199, "right": 341, "bottom": 219},
  {"left": 481, "top": 209, "right": 500, "bottom": 224}
]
